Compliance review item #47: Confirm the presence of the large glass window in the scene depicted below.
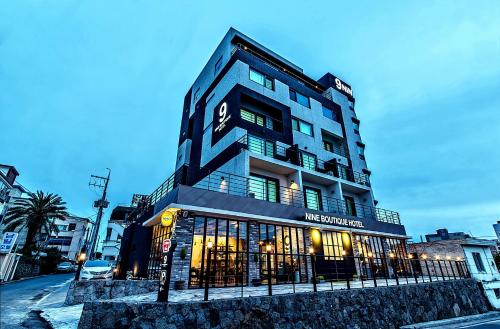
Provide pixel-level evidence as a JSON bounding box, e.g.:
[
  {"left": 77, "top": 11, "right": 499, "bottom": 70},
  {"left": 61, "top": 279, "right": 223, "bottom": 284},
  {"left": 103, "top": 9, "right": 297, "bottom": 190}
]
[
  {"left": 249, "top": 68, "right": 274, "bottom": 90},
  {"left": 259, "top": 223, "right": 308, "bottom": 284},
  {"left": 289, "top": 89, "right": 310, "bottom": 108},
  {"left": 322, "top": 231, "right": 345, "bottom": 260},
  {"left": 291, "top": 117, "right": 313, "bottom": 136},
  {"left": 304, "top": 187, "right": 322, "bottom": 211},
  {"left": 248, "top": 174, "right": 279, "bottom": 203},
  {"left": 248, "top": 135, "right": 275, "bottom": 158},
  {"left": 300, "top": 151, "right": 317, "bottom": 171},
  {"left": 189, "top": 217, "right": 248, "bottom": 288}
]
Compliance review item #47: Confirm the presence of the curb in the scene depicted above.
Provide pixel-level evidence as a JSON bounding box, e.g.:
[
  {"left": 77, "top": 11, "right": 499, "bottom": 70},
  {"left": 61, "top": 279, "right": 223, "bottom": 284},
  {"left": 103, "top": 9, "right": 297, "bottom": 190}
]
[{"left": 400, "top": 311, "right": 500, "bottom": 328}]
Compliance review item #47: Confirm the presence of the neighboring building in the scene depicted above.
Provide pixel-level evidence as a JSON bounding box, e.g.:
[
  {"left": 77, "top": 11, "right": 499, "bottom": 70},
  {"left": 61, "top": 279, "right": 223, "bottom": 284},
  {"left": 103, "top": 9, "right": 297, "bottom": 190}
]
[
  {"left": 43, "top": 215, "right": 91, "bottom": 261},
  {"left": 119, "top": 28, "right": 408, "bottom": 287},
  {"left": 0, "top": 164, "right": 30, "bottom": 250},
  {"left": 408, "top": 239, "right": 500, "bottom": 309},
  {"left": 493, "top": 222, "right": 500, "bottom": 241},
  {"left": 101, "top": 206, "right": 134, "bottom": 261},
  {"left": 425, "top": 228, "right": 471, "bottom": 242}
]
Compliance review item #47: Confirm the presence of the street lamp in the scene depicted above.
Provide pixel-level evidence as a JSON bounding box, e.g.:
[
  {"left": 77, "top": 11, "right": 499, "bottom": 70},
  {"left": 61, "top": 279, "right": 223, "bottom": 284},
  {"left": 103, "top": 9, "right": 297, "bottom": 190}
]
[{"left": 75, "top": 252, "right": 87, "bottom": 281}]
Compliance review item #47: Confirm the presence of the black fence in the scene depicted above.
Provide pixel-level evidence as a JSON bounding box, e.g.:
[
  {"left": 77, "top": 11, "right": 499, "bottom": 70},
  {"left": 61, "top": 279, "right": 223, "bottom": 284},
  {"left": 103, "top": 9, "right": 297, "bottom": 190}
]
[{"left": 197, "top": 253, "right": 470, "bottom": 300}]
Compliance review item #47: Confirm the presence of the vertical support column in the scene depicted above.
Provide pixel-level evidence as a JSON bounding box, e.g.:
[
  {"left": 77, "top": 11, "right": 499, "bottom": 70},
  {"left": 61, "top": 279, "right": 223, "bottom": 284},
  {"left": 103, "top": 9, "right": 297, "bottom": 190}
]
[
  {"left": 169, "top": 214, "right": 195, "bottom": 290},
  {"left": 248, "top": 221, "right": 260, "bottom": 284}
]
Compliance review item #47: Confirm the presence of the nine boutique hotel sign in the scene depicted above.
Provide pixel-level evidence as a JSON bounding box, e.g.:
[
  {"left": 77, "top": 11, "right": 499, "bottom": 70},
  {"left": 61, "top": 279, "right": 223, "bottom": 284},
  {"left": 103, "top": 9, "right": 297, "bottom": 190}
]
[{"left": 304, "top": 212, "right": 364, "bottom": 228}]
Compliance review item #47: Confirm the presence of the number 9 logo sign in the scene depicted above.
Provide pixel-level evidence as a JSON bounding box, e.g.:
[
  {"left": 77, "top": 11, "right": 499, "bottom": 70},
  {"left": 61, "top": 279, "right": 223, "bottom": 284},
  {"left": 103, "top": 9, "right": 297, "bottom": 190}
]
[{"left": 219, "top": 102, "right": 227, "bottom": 123}]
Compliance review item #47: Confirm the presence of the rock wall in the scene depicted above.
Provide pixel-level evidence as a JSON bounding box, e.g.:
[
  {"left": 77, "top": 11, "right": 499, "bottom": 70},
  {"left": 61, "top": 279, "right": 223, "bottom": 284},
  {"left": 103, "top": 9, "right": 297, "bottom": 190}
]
[
  {"left": 78, "top": 279, "right": 489, "bottom": 329},
  {"left": 65, "top": 280, "right": 158, "bottom": 305}
]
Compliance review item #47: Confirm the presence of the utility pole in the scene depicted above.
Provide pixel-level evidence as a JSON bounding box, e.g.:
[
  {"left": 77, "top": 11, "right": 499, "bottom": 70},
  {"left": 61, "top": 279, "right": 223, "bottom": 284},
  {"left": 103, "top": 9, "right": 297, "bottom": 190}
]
[{"left": 87, "top": 168, "right": 111, "bottom": 260}]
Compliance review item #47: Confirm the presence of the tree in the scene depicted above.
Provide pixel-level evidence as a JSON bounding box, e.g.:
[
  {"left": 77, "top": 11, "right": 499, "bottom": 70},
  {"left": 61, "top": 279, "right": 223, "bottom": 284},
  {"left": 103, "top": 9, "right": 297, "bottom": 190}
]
[{"left": 3, "top": 191, "right": 69, "bottom": 256}]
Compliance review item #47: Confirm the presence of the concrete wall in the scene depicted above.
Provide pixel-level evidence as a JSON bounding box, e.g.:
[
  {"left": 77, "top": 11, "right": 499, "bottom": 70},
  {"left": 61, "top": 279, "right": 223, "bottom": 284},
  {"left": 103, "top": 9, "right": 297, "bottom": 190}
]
[{"left": 78, "top": 279, "right": 489, "bottom": 329}]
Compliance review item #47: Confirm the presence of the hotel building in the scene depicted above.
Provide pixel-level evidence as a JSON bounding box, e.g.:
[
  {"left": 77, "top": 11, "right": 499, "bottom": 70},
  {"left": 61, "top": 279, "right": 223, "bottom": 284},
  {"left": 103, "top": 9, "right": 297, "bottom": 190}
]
[{"left": 119, "top": 28, "right": 408, "bottom": 288}]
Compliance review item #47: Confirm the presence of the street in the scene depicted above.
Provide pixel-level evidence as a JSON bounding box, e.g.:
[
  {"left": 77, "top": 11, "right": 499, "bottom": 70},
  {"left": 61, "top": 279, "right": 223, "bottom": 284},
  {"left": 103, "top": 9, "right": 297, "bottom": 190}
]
[{"left": 0, "top": 273, "right": 74, "bottom": 329}]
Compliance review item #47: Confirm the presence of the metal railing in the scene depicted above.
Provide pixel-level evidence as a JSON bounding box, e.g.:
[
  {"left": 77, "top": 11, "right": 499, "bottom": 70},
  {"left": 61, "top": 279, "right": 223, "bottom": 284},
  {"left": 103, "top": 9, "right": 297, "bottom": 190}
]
[
  {"left": 195, "top": 253, "right": 470, "bottom": 300},
  {"left": 194, "top": 170, "right": 400, "bottom": 224},
  {"left": 237, "top": 134, "right": 371, "bottom": 187}
]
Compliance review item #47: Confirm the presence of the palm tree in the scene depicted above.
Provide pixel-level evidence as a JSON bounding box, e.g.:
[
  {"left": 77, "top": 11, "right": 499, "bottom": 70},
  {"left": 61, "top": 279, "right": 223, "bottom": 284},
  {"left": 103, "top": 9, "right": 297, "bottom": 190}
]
[{"left": 2, "top": 191, "right": 69, "bottom": 256}]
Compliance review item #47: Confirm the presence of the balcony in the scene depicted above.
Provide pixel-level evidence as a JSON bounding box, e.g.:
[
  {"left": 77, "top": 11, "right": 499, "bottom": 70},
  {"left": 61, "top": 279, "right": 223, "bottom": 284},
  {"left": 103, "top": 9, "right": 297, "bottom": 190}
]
[
  {"left": 237, "top": 134, "right": 370, "bottom": 187},
  {"left": 146, "top": 167, "right": 400, "bottom": 225}
]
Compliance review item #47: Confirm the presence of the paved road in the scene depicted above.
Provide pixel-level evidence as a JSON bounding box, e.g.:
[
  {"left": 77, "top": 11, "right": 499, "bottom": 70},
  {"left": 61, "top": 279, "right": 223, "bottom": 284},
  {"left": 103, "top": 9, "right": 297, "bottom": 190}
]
[{"left": 0, "top": 273, "right": 74, "bottom": 329}]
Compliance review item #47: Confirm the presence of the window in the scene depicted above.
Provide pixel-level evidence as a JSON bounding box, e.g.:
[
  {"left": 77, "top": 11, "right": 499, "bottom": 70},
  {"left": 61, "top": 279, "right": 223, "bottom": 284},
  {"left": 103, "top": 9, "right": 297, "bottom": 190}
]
[
  {"left": 248, "top": 135, "right": 275, "bottom": 158},
  {"left": 352, "top": 118, "right": 360, "bottom": 135},
  {"left": 322, "top": 231, "right": 346, "bottom": 260},
  {"left": 241, "top": 108, "right": 265, "bottom": 127},
  {"left": 323, "top": 141, "right": 333, "bottom": 152},
  {"left": 56, "top": 225, "right": 67, "bottom": 232},
  {"left": 289, "top": 89, "right": 310, "bottom": 108},
  {"left": 258, "top": 223, "right": 308, "bottom": 284},
  {"left": 357, "top": 143, "right": 365, "bottom": 160},
  {"left": 68, "top": 223, "right": 76, "bottom": 231},
  {"left": 193, "top": 87, "right": 200, "bottom": 103},
  {"left": 214, "top": 56, "right": 223, "bottom": 75},
  {"left": 344, "top": 196, "right": 357, "bottom": 216},
  {"left": 189, "top": 217, "right": 248, "bottom": 288},
  {"left": 105, "top": 228, "right": 112, "bottom": 241},
  {"left": 304, "top": 187, "right": 322, "bottom": 211},
  {"left": 291, "top": 118, "right": 313, "bottom": 136},
  {"left": 300, "top": 151, "right": 317, "bottom": 171},
  {"left": 248, "top": 174, "right": 279, "bottom": 203},
  {"left": 322, "top": 106, "right": 338, "bottom": 122},
  {"left": 249, "top": 68, "right": 273, "bottom": 90},
  {"left": 472, "top": 252, "right": 486, "bottom": 272}
]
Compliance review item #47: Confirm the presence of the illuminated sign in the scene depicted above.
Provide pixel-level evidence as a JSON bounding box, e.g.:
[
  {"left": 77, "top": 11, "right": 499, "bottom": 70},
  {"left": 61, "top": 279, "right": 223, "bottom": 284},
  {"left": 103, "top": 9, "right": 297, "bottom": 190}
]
[
  {"left": 0, "top": 232, "right": 18, "bottom": 254},
  {"left": 334, "top": 78, "right": 353, "bottom": 97},
  {"left": 304, "top": 212, "right": 364, "bottom": 228},
  {"left": 214, "top": 102, "right": 231, "bottom": 133}
]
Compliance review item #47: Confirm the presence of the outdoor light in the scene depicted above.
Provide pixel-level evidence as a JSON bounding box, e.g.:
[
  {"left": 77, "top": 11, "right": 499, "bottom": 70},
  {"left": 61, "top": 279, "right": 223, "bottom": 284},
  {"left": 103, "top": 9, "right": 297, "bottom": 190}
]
[
  {"left": 456, "top": 257, "right": 461, "bottom": 261},
  {"left": 311, "top": 229, "right": 321, "bottom": 244},
  {"left": 266, "top": 244, "right": 272, "bottom": 252},
  {"left": 435, "top": 255, "right": 440, "bottom": 260},
  {"left": 78, "top": 252, "right": 87, "bottom": 262},
  {"left": 161, "top": 211, "right": 174, "bottom": 227},
  {"left": 446, "top": 256, "right": 451, "bottom": 260},
  {"left": 408, "top": 254, "right": 413, "bottom": 259},
  {"left": 367, "top": 252, "right": 373, "bottom": 258},
  {"left": 341, "top": 250, "right": 346, "bottom": 256},
  {"left": 389, "top": 252, "right": 395, "bottom": 258},
  {"left": 207, "top": 241, "right": 213, "bottom": 249},
  {"left": 309, "top": 247, "right": 314, "bottom": 254},
  {"left": 422, "top": 254, "right": 428, "bottom": 260}
]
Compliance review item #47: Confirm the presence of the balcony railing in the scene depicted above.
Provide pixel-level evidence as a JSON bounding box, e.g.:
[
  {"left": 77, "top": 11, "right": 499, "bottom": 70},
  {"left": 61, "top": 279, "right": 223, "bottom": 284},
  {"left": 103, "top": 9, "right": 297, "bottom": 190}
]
[
  {"left": 237, "top": 134, "right": 370, "bottom": 187},
  {"left": 193, "top": 170, "right": 400, "bottom": 225}
]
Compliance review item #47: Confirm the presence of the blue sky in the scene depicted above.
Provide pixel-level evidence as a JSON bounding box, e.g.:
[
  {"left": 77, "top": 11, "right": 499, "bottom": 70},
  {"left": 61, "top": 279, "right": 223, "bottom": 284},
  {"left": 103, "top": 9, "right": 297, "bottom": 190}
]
[{"left": 1, "top": 1, "right": 499, "bottom": 242}]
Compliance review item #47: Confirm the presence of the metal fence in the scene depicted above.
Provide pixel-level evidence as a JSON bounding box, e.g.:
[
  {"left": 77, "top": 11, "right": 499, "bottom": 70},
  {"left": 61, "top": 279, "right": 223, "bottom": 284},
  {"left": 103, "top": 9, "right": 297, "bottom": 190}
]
[{"left": 197, "top": 253, "right": 470, "bottom": 300}]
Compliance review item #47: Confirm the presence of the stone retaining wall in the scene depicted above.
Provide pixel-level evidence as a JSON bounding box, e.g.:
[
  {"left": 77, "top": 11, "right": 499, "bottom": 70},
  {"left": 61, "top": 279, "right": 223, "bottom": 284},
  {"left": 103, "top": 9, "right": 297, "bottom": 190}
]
[
  {"left": 78, "top": 279, "right": 489, "bottom": 329},
  {"left": 65, "top": 280, "right": 158, "bottom": 305}
]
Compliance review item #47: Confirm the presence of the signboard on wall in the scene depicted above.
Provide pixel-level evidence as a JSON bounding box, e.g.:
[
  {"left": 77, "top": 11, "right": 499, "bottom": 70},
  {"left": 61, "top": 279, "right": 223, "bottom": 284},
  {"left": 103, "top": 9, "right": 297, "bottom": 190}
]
[
  {"left": 0, "top": 232, "right": 18, "bottom": 254},
  {"left": 304, "top": 212, "right": 364, "bottom": 229},
  {"left": 333, "top": 77, "right": 353, "bottom": 97},
  {"left": 213, "top": 102, "right": 231, "bottom": 133}
]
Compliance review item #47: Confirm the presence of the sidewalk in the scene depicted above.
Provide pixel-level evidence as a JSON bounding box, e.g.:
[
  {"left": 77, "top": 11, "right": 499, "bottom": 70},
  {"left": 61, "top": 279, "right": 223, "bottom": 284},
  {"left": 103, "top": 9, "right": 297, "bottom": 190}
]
[{"left": 400, "top": 312, "right": 500, "bottom": 329}]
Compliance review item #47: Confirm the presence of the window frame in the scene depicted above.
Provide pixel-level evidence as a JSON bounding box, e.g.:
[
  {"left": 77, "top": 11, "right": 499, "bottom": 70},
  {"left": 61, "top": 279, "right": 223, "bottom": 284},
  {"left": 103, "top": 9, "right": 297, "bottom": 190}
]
[
  {"left": 322, "top": 106, "right": 338, "bottom": 122},
  {"left": 472, "top": 252, "right": 486, "bottom": 272},
  {"left": 289, "top": 89, "right": 310, "bottom": 108},
  {"left": 303, "top": 186, "right": 323, "bottom": 211},
  {"left": 249, "top": 68, "right": 274, "bottom": 90},
  {"left": 291, "top": 117, "right": 314, "bottom": 137}
]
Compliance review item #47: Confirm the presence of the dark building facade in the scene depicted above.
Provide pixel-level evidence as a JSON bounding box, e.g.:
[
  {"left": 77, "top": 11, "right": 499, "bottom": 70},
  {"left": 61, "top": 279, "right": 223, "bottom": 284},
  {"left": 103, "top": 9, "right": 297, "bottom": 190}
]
[{"left": 119, "top": 28, "right": 409, "bottom": 288}]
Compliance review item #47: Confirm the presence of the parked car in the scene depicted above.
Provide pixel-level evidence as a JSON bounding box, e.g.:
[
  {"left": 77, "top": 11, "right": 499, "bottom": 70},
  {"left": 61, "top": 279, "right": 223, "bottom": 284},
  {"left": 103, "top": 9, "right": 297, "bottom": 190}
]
[
  {"left": 56, "top": 261, "right": 75, "bottom": 273},
  {"left": 80, "top": 260, "right": 113, "bottom": 280}
]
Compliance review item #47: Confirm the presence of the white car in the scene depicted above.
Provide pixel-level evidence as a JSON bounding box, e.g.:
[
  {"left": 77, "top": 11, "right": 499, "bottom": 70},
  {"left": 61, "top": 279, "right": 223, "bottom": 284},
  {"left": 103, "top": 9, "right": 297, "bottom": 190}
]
[{"left": 80, "top": 260, "right": 113, "bottom": 280}]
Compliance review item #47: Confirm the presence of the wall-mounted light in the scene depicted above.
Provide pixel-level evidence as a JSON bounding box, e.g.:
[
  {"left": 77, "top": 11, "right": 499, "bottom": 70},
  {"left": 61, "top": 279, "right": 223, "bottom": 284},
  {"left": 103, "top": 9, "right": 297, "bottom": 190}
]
[
  {"left": 311, "top": 229, "right": 321, "bottom": 244},
  {"left": 266, "top": 244, "right": 272, "bottom": 252},
  {"left": 367, "top": 252, "right": 373, "bottom": 258},
  {"left": 446, "top": 256, "right": 451, "bottom": 260},
  {"left": 435, "top": 255, "right": 440, "bottom": 260},
  {"left": 408, "top": 254, "right": 413, "bottom": 259},
  {"left": 389, "top": 252, "right": 395, "bottom": 258},
  {"left": 422, "top": 254, "right": 428, "bottom": 260}
]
